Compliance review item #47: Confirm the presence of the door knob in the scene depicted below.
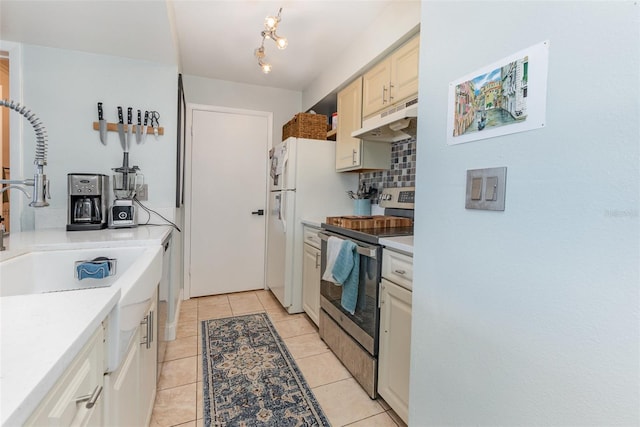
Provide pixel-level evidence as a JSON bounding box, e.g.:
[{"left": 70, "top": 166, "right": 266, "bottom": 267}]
[{"left": 251, "top": 209, "right": 264, "bottom": 216}]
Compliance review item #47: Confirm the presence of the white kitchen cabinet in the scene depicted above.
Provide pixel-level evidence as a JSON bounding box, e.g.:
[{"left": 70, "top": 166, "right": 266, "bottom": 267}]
[
  {"left": 302, "top": 226, "right": 321, "bottom": 326},
  {"left": 362, "top": 34, "right": 420, "bottom": 118},
  {"left": 378, "top": 249, "right": 413, "bottom": 425},
  {"left": 381, "top": 248, "right": 414, "bottom": 291},
  {"left": 362, "top": 59, "right": 391, "bottom": 119},
  {"left": 139, "top": 295, "right": 158, "bottom": 425},
  {"left": 25, "top": 326, "right": 105, "bottom": 427},
  {"left": 336, "top": 76, "right": 391, "bottom": 172},
  {"left": 104, "top": 288, "right": 158, "bottom": 427}
]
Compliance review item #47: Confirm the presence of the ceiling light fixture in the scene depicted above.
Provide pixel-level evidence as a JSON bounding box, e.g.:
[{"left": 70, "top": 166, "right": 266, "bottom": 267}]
[{"left": 254, "top": 7, "right": 287, "bottom": 74}]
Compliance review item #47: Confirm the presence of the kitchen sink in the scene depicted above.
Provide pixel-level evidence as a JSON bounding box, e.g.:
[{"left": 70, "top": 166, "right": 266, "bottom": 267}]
[
  {"left": 0, "top": 246, "right": 148, "bottom": 297},
  {"left": 0, "top": 245, "right": 163, "bottom": 372}
]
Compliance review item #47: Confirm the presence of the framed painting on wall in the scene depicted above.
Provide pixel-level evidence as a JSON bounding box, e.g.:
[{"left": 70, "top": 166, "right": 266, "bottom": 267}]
[{"left": 447, "top": 40, "right": 549, "bottom": 145}]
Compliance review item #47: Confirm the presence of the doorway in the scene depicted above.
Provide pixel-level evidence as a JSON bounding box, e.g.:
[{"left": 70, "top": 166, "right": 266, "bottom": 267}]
[
  {"left": 1, "top": 52, "right": 9, "bottom": 232},
  {"left": 185, "top": 105, "right": 272, "bottom": 298}
]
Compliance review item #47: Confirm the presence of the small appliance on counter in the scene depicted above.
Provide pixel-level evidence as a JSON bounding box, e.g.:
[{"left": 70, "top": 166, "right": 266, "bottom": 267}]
[
  {"left": 67, "top": 173, "right": 109, "bottom": 231},
  {"left": 108, "top": 152, "right": 143, "bottom": 228}
]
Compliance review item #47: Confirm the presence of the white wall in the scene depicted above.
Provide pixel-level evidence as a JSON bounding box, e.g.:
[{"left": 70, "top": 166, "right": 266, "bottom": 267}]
[
  {"left": 411, "top": 1, "right": 639, "bottom": 425},
  {"left": 181, "top": 75, "right": 301, "bottom": 146},
  {"left": 302, "top": 0, "right": 420, "bottom": 111},
  {"left": 14, "top": 44, "right": 177, "bottom": 229}
]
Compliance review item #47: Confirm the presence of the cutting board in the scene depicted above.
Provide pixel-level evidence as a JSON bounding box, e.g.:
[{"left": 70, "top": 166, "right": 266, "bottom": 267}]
[{"left": 325, "top": 215, "right": 412, "bottom": 230}]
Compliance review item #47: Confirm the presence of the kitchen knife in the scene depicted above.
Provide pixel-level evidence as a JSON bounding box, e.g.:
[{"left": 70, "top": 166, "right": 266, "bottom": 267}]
[
  {"left": 143, "top": 110, "right": 149, "bottom": 144},
  {"left": 97, "top": 102, "right": 107, "bottom": 145},
  {"left": 151, "top": 111, "right": 160, "bottom": 139},
  {"left": 117, "top": 106, "right": 126, "bottom": 151},
  {"left": 135, "top": 109, "right": 143, "bottom": 144},
  {"left": 126, "top": 107, "right": 133, "bottom": 150}
]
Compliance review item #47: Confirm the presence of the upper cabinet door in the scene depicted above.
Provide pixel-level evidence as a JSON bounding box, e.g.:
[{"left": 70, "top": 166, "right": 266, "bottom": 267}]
[
  {"left": 390, "top": 35, "right": 420, "bottom": 105},
  {"left": 362, "top": 59, "right": 391, "bottom": 118},
  {"left": 336, "top": 77, "right": 363, "bottom": 170},
  {"left": 362, "top": 34, "right": 420, "bottom": 119}
]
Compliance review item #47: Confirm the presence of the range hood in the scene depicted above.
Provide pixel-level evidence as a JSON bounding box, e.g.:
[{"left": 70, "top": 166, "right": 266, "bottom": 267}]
[{"left": 352, "top": 98, "right": 418, "bottom": 142}]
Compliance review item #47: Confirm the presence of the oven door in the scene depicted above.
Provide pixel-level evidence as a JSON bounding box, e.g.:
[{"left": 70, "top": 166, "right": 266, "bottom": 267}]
[{"left": 318, "top": 230, "right": 382, "bottom": 355}]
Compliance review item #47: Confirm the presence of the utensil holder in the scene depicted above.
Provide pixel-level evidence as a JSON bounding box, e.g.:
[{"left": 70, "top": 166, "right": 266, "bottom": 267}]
[{"left": 354, "top": 199, "right": 371, "bottom": 216}]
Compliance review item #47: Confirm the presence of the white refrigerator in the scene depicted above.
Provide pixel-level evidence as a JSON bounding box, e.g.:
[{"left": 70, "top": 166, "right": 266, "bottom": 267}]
[{"left": 266, "top": 137, "right": 358, "bottom": 313}]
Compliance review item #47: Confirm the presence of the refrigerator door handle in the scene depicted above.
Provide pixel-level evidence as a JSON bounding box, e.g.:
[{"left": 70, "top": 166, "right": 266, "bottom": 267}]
[
  {"left": 275, "top": 193, "right": 282, "bottom": 221},
  {"left": 280, "top": 191, "right": 287, "bottom": 232},
  {"left": 280, "top": 149, "right": 289, "bottom": 191}
]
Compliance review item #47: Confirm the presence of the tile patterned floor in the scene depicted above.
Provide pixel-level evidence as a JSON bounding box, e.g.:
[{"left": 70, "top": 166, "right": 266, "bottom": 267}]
[{"left": 150, "top": 290, "right": 407, "bottom": 427}]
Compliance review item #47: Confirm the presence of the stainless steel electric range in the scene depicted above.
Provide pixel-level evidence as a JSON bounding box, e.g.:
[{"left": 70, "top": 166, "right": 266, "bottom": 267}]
[{"left": 318, "top": 187, "right": 415, "bottom": 398}]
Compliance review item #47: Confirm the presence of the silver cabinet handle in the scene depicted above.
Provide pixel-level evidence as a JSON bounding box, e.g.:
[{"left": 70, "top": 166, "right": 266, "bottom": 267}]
[
  {"left": 149, "top": 310, "right": 154, "bottom": 345},
  {"left": 382, "top": 85, "right": 387, "bottom": 104},
  {"left": 389, "top": 82, "right": 394, "bottom": 101},
  {"left": 315, "top": 252, "right": 320, "bottom": 269},
  {"left": 76, "top": 385, "right": 103, "bottom": 409},
  {"left": 394, "top": 269, "right": 406, "bottom": 275},
  {"left": 352, "top": 149, "right": 357, "bottom": 165},
  {"left": 140, "top": 312, "right": 153, "bottom": 349}
]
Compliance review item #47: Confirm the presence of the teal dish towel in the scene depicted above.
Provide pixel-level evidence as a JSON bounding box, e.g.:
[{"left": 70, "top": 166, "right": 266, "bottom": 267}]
[
  {"left": 331, "top": 240, "right": 360, "bottom": 315},
  {"left": 76, "top": 261, "right": 110, "bottom": 280}
]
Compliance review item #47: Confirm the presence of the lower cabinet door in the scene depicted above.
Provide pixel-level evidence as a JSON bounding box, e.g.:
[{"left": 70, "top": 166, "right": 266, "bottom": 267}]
[
  {"left": 139, "top": 297, "right": 158, "bottom": 426},
  {"left": 378, "top": 278, "right": 412, "bottom": 424},
  {"left": 105, "top": 289, "right": 159, "bottom": 427},
  {"left": 106, "top": 332, "right": 141, "bottom": 427}
]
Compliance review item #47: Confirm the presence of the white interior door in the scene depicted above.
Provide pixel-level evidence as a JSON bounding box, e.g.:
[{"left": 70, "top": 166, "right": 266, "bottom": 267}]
[{"left": 189, "top": 107, "right": 269, "bottom": 297}]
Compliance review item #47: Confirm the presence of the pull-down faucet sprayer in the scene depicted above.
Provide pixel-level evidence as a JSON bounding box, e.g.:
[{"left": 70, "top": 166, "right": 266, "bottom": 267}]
[{"left": 0, "top": 99, "right": 50, "bottom": 208}]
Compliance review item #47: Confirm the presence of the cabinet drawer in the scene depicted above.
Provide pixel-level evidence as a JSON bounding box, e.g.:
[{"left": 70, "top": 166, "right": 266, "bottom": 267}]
[
  {"left": 26, "top": 326, "right": 104, "bottom": 426},
  {"left": 382, "top": 249, "right": 413, "bottom": 291},
  {"left": 303, "top": 226, "right": 321, "bottom": 249}
]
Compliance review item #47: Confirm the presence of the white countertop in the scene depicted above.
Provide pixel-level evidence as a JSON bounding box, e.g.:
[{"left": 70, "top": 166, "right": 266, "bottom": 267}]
[
  {"left": 0, "top": 226, "right": 171, "bottom": 261},
  {"left": 1, "top": 288, "right": 121, "bottom": 426},
  {"left": 379, "top": 235, "right": 414, "bottom": 255},
  {"left": 0, "top": 225, "right": 172, "bottom": 426},
  {"left": 301, "top": 218, "right": 323, "bottom": 228}
]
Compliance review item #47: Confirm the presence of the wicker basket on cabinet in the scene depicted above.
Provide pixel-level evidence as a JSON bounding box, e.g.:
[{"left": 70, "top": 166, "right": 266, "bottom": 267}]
[{"left": 282, "top": 113, "right": 328, "bottom": 141}]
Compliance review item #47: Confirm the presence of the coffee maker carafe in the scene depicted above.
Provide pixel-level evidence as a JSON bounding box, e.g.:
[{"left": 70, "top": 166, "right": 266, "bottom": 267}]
[{"left": 67, "top": 174, "right": 109, "bottom": 231}]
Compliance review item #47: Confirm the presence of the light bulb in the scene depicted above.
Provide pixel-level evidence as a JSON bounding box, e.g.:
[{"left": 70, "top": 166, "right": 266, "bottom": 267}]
[
  {"left": 276, "top": 37, "right": 288, "bottom": 50},
  {"left": 261, "top": 62, "right": 272, "bottom": 74},
  {"left": 264, "top": 15, "right": 278, "bottom": 30}
]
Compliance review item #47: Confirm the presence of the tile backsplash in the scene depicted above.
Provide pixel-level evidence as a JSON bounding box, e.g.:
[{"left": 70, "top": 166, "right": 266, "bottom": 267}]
[{"left": 359, "top": 136, "right": 416, "bottom": 196}]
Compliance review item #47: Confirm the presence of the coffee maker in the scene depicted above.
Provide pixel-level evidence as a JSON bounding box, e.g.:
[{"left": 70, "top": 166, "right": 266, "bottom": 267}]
[{"left": 67, "top": 173, "right": 109, "bottom": 231}]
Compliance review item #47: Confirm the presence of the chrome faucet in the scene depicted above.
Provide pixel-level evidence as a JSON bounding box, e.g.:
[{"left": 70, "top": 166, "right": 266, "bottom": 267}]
[{"left": 0, "top": 99, "right": 50, "bottom": 208}]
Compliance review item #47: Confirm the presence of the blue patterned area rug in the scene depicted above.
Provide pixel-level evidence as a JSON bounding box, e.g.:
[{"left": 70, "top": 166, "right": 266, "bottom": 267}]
[{"left": 201, "top": 313, "right": 331, "bottom": 427}]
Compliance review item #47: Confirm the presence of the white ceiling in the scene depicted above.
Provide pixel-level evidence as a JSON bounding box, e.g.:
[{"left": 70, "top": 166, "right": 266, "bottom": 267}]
[{"left": 0, "top": 0, "right": 394, "bottom": 92}]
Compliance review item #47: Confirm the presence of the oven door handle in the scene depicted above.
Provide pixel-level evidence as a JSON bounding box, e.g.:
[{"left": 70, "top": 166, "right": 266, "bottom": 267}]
[{"left": 317, "top": 231, "right": 378, "bottom": 259}]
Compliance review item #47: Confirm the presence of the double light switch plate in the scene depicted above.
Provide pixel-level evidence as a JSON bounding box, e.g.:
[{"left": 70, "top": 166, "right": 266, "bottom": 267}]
[{"left": 465, "top": 167, "right": 507, "bottom": 211}]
